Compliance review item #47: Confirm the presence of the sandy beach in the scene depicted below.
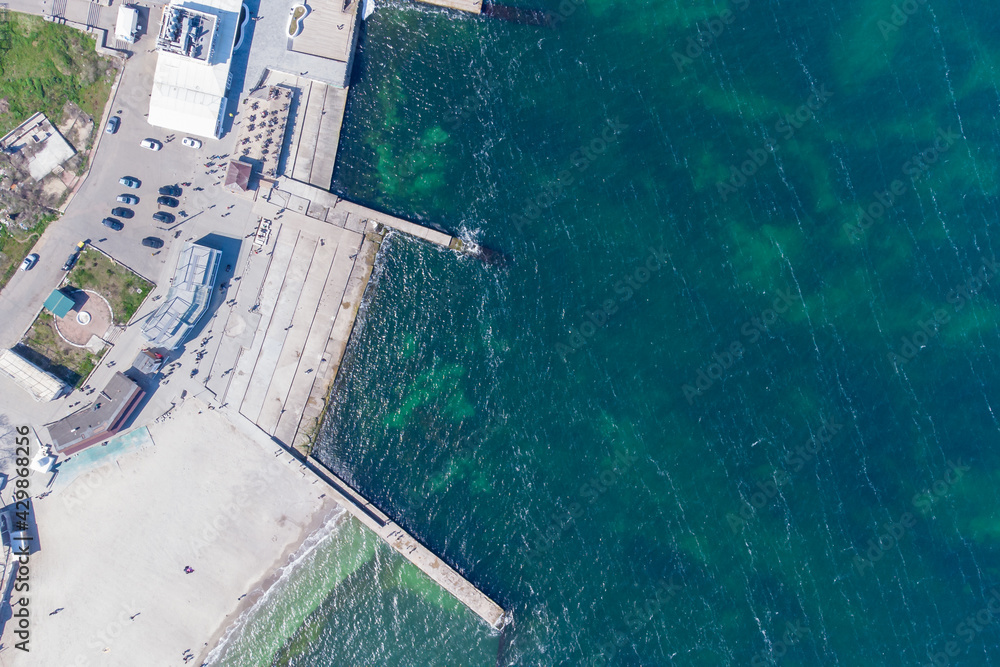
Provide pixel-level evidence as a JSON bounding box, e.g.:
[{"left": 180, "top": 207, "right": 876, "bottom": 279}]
[{"left": 1, "top": 398, "right": 338, "bottom": 666}]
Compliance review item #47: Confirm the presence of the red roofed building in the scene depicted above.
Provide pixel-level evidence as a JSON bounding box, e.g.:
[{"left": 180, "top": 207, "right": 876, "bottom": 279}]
[
  {"left": 46, "top": 372, "right": 145, "bottom": 456},
  {"left": 225, "top": 160, "right": 252, "bottom": 192}
]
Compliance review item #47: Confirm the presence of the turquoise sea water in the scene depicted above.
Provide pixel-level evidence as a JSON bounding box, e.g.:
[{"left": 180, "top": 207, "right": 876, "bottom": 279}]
[{"left": 222, "top": 0, "right": 1000, "bottom": 664}]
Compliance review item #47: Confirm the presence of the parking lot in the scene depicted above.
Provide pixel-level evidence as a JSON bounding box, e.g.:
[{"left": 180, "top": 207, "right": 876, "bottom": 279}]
[{"left": 0, "top": 41, "right": 256, "bottom": 351}]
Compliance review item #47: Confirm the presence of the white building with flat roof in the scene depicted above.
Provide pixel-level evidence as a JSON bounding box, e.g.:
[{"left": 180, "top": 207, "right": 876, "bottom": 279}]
[
  {"left": 0, "top": 348, "right": 68, "bottom": 402},
  {"left": 141, "top": 243, "right": 221, "bottom": 350},
  {"left": 147, "top": 0, "right": 243, "bottom": 138},
  {"left": 0, "top": 112, "right": 76, "bottom": 181},
  {"left": 115, "top": 5, "right": 139, "bottom": 44}
]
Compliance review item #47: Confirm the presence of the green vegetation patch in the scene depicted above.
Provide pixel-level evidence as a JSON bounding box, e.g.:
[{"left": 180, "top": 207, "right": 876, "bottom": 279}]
[
  {"left": 0, "top": 212, "right": 54, "bottom": 290},
  {"left": 18, "top": 313, "right": 102, "bottom": 387},
  {"left": 0, "top": 14, "right": 114, "bottom": 135},
  {"left": 66, "top": 247, "right": 153, "bottom": 324}
]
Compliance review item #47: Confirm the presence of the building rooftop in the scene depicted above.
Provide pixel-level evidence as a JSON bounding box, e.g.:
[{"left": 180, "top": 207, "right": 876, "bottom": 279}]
[
  {"left": 0, "top": 348, "right": 68, "bottom": 402},
  {"left": 225, "top": 160, "right": 252, "bottom": 191},
  {"left": 244, "top": 0, "right": 359, "bottom": 89},
  {"left": 155, "top": 5, "right": 217, "bottom": 61},
  {"left": 43, "top": 288, "right": 76, "bottom": 318},
  {"left": 47, "top": 372, "right": 145, "bottom": 455},
  {"left": 131, "top": 349, "right": 164, "bottom": 375},
  {"left": 0, "top": 112, "right": 76, "bottom": 181},
  {"left": 141, "top": 243, "right": 221, "bottom": 349},
  {"left": 148, "top": 0, "right": 242, "bottom": 138}
]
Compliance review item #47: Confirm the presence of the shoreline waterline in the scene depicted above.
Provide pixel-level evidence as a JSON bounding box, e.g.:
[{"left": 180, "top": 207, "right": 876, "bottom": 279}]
[{"left": 202, "top": 506, "right": 350, "bottom": 666}]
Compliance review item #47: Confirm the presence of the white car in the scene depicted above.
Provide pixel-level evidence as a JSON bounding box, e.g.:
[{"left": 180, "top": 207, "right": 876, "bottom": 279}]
[
  {"left": 140, "top": 138, "right": 162, "bottom": 151},
  {"left": 181, "top": 137, "right": 202, "bottom": 149},
  {"left": 20, "top": 253, "right": 38, "bottom": 271}
]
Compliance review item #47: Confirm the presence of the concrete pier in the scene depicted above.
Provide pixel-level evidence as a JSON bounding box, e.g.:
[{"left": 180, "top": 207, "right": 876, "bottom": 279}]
[
  {"left": 264, "top": 177, "right": 455, "bottom": 248},
  {"left": 308, "top": 456, "right": 507, "bottom": 629}
]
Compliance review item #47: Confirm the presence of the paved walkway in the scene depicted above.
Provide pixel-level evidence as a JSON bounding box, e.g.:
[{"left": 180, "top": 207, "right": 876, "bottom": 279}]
[
  {"left": 53, "top": 289, "right": 113, "bottom": 346},
  {"left": 198, "top": 208, "right": 368, "bottom": 448}
]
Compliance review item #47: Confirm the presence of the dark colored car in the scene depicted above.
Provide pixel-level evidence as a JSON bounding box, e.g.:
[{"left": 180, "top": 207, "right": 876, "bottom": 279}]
[
  {"left": 158, "top": 185, "right": 181, "bottom": 197},
  {"left": 116, "top": 194, "right": 139, "bottom": 205},
  {"left": 141, "top": 236, "right": 164, "bottom": 249},
  {"left": 119, "top": 176, "right": 140, "bottom": 189},
  {"left": 63, "top": 253, "right": 78, "bottom": 271},
  {"left": 152, "top": 211, "right": 175, "bottom": 224},
  {"left": 102, "top": 217, "right": 124, "bottom": 231},
  {"left": 105, "top": 116, "right": 120, "bottom": 134},
  {"left": 111, "top": 207, "right": 134, "bottom": 219},
  {"left": 157, "top": 196, "right": 179, "bottom": 208}
]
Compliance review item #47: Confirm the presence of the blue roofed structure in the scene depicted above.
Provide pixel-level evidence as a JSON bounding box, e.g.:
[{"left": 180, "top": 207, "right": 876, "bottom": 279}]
[{"left": 43, "top": 288, "right": 75, "bottom": 318}]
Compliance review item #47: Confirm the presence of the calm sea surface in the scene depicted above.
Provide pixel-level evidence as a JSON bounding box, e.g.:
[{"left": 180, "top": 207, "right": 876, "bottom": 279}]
[{"left": 215, "top": 0, "right": 1000, "bottom": 664}]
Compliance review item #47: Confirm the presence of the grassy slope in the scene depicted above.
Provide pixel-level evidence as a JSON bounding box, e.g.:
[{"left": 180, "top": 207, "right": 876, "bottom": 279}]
[{"left": 0, "top": 13, "right": 113, "bottom": 135}]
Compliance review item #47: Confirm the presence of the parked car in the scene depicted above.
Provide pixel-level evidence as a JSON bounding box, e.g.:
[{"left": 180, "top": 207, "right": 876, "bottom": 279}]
[
  {"left": 158, "top": 184, "right": 181, "bottom": 197},
  {"left": 181, "top": 137, "right": 202, "bottom": 149},
  {"left": 152, "top": 211, "right": 175, "bottom": 224},
  {"left": 105, "top": 116, "right": 120, "bottom": 134},
  {"left": 116, "top": 194, "right": 139, "bottom": 205},
  {"left": 140, "top": 138, "right": 162, "bottom": 151},
  {"left": 19, "top": 253, "right": 39, "bottom": 271},
  {"left": 63, "top": 252, "right": 79, "bottom": 271},
  {"left": 119, "top": 176, "right": 140, "bottom": 188},
  {"left": 111, "top": 207, "right": 134, "bottom": 219},
  {"left": 102, "top": 217, "right": 124, "bottom": 231},
  {"left": 157, "top": 196, "right": 179, "bottom": 208},
  {"left": 142, "top": 237, "right": 164, "bottom": 249}
]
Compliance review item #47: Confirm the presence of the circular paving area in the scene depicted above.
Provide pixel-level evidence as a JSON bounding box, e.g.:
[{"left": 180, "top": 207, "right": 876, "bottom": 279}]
[{"left": 54, "top": 289, "right": 113, "bottom": 347}]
